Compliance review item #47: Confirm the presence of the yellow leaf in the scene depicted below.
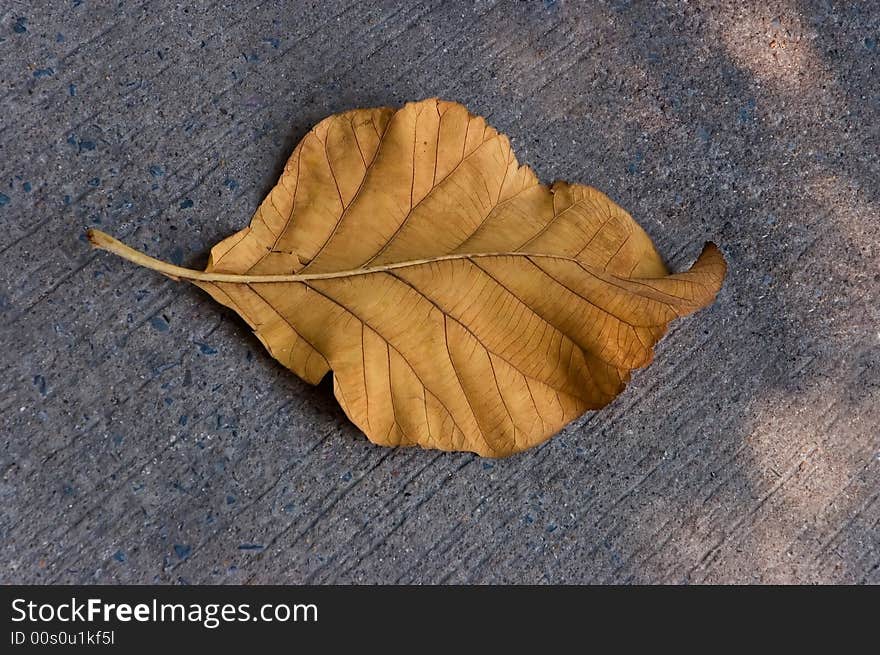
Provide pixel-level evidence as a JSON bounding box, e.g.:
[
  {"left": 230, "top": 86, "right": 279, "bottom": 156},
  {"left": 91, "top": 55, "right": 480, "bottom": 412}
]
[{"left": 89, "top": 98, "right": 726, "bottom": 457}]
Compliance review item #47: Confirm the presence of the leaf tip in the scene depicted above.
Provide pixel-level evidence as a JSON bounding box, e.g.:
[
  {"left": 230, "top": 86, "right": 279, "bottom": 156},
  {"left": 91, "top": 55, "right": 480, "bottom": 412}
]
[
  {"left": 698, "top": 241, "right": 727, "bottom": 277},
  {"left": 701, "top": 240, "right": 723, "bottom": 257},
  {"left": 691, "top": 241, "right": 728, "bottom": 299}
]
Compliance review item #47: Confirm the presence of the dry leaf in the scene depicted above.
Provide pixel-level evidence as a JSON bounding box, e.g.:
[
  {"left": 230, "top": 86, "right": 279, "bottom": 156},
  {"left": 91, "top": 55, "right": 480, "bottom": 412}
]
[{"left": 89, "top": 98, "right": 726, "bottom": 457}]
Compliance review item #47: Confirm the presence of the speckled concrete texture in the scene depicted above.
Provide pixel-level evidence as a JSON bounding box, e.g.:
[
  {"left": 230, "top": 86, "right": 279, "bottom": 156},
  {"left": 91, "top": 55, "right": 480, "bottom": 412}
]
[{"left": 1, "top": 1, "right": 878, "bottom": 584}]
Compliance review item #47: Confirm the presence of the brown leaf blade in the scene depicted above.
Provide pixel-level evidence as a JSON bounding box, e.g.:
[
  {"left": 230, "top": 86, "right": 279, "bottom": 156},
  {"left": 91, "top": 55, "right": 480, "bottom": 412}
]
[{"left": 89, "top": 98, "right": 726, "bottom": 457}]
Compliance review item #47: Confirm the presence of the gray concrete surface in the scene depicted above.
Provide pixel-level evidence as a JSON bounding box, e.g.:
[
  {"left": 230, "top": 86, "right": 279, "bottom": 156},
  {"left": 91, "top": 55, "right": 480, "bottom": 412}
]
[{"left": 1, "top": 1, "right": 878, "bottom": 584}]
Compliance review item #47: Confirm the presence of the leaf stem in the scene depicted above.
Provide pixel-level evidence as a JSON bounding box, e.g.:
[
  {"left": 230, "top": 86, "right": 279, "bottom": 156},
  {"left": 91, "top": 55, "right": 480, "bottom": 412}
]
[{"left": 88, "top": 229, "right": 213, "bottom": 282}]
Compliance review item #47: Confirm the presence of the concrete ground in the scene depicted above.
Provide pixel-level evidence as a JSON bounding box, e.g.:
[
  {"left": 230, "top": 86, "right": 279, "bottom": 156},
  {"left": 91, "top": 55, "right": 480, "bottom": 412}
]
[{"left": 1, "top": 1, "right": 878, "bottom": 584}]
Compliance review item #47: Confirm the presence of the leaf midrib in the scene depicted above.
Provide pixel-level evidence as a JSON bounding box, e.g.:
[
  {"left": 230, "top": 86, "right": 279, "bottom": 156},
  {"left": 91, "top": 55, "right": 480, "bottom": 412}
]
[{"left": 87, "top": 229, "right": 599, "bottom": 284}]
